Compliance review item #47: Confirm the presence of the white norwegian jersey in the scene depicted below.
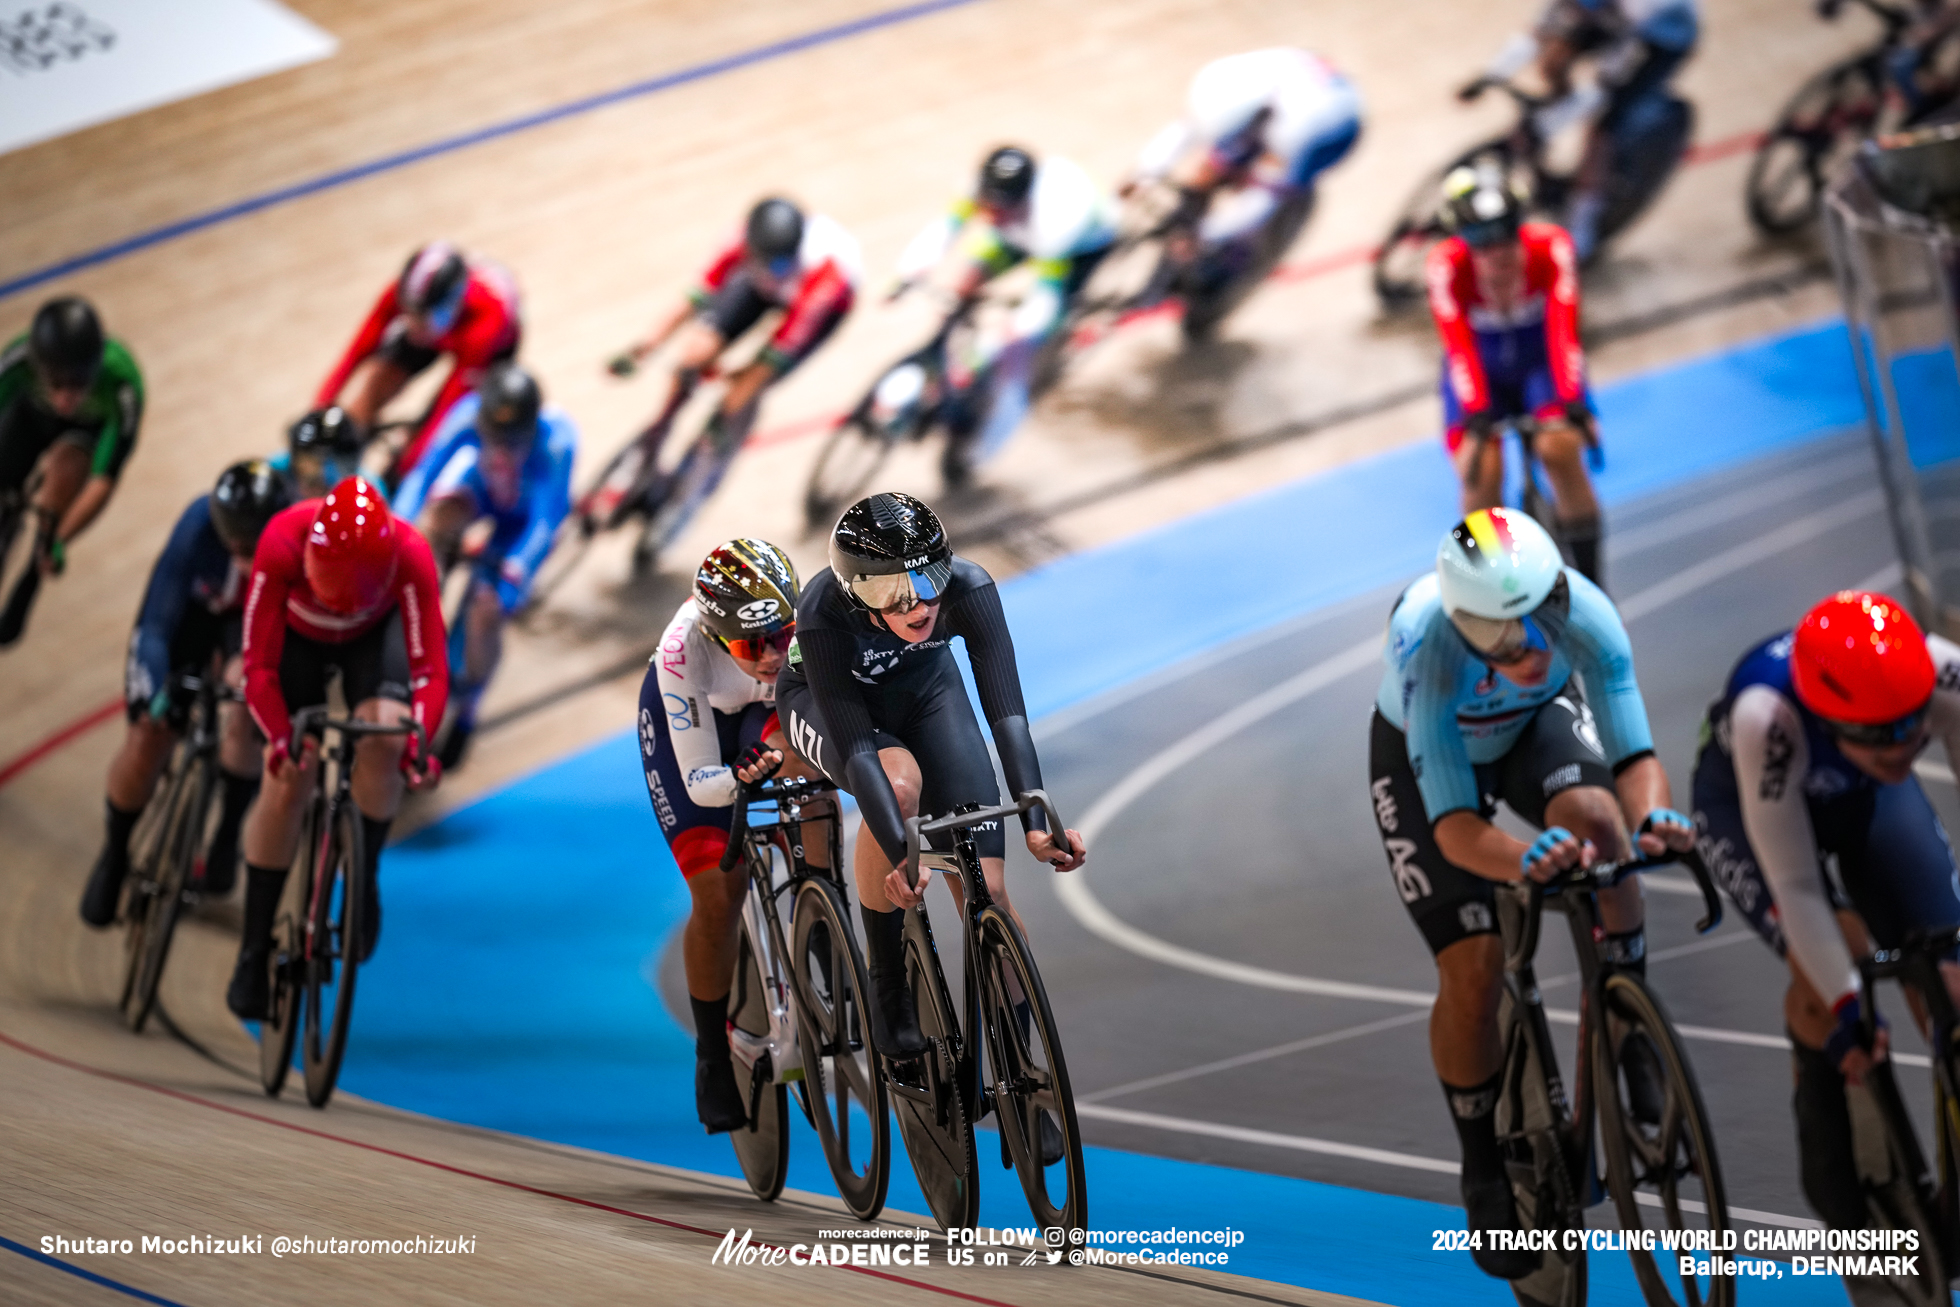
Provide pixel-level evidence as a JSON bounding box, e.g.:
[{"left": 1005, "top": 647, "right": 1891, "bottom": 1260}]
[
  {"left": 654, "top": 599, "right": 774, "bottom": 807},
  {"left": 1135, "top": 47, "right": 1360, "bottom": 184}
]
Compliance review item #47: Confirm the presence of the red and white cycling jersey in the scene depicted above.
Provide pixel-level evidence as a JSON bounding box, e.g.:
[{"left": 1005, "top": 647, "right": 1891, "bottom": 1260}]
[
  {"left": 1426, "top": 222, "right": 1585, "bottom": 416},
  {"left": 691, "top": 212, "right": 863, "bottom": 363},
  {"left": 240, "top": 502, "right": 449, "bottom": 750}
]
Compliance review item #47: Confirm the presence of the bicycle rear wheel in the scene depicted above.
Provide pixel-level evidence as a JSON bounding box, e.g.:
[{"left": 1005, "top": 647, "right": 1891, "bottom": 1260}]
[
  {"left": 123, "top": 754, "right": 213, "bottom": 1032},
  {"left": 805, "top": 414, "right": 899, "bottom": 530},
  {"left": 300, "top": 802, "right": 363, "bottom": 1108},
  {"left": 891, "top": 910, "right": 979, "bottom": 1232},
  {"left": 1746, "top": 61, "right": 1886, "bottom": 235},
  {"left": 117, "top": 747, "right": 187, "bottom": 1017},
  {"left": 1849, "top": 1062, "right": 1950, "bottom": 1304},
  {"left": 790, "top": 878, "right": 889, "bottom": 1219},
  {"left": 974, "top": 906, "right": 1087, "bottom": 1236},
  {"left": 1593, "top": 972, "right": 1734, "bottom": 1307},
  {"left": 729, "top": 915, "right": 791, "bottom": 1202}
]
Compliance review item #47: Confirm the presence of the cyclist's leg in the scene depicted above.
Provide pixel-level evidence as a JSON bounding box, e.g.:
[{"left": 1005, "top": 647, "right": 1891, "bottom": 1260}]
[
  {"left": 339, "top": 324, "right": 431, "bottom": 429},
  {"left": 1834, "top": 777, "right": 1960, "bottom": 1039},
  {"left": 80, "top": 660, "right": 184, "bottom": 926},
  {"left": 965, "top": 278, "right": 1066, "bottom": 469},
  {"left": 1368, "top": 710, "right": 1535, "bottom": 1277},
  {"left": 28, "top": 439, "right": 93, "bottom": 559},
  {"left": 1442, "top": 367, "right": 1506, "bottom": 512},
  {"left": 1527, "top": 375, "right": 1603, "bottom": 585},
  {"left": 202, "top": 642, "right": 261, "bottom": 897}
]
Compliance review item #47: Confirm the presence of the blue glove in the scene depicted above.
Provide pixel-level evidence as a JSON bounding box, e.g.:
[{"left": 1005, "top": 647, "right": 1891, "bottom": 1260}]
[
  {"left": 147, "top": 686, "right": 176, "bottom": 721},
  {"left": 1824, "top": 992, "right": 1884, "bottom": 1070},
  {"left": 1639, "top": 808, "right": 1692, "bottom": 840},
  {"left": 1523, "top": 826, "right": 1576, "bottom": 877}
]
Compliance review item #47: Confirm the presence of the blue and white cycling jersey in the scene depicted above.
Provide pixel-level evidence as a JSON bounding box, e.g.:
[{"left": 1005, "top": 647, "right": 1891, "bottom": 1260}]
[
  {"left": 1376, "top": 567, "right": 1654, "bottom": 821},
  {"left": 391, "top": 393, "right": 576, "bottom": 613},
  {"left": 125, "top": 494, "right": 240, "bottom": 706}
]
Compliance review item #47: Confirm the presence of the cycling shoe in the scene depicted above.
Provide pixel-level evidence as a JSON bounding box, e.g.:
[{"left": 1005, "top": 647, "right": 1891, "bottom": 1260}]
[
  {"left": 226, "top": 948, "right": 270, "bottom": 1021},
  {"left": 79, "top": 846, "right": 128, "bottom": 928},
  {"left": 696, "top": 1054, "right": 747, "bottom": 1134},
  {"left": 1461, "top": 1176, "right": 1539, "bottom": 1280}
]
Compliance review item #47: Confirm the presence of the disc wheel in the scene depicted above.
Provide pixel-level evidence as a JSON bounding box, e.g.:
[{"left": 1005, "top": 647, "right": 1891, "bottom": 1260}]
[
  {"left": 1746, "top": 61, "right": 1887, "bottom": 235},
  {"left": 1848, "top": 1061, "right": 1951, "bottom": 1304},
  {"left": 1594, "top": 973, "right": 1734, "bottom": 1307},
  {"left": 122, "top": 754, "right": 210, "bottom": 1032},
  {"left": 805, "top": 414, "right": 898, "bottom": 530},
  {"left": 975, "top": 906, "right": 1086, "bottom": 1236},
  {"left": 258, "top": 825, "right": 306, "bottom": 1098},
  {"left": 791, "top": 879, "right": 889, "bottom": 1219},
  {"left": 890, "top": 915, "right": 978, "bottom": 1231},
  {"left": 300, "top": 802, "right": 363, "bottom": 1108},
  {"left": 729, "top": 918, "right": 791, "bottom": 1202}
]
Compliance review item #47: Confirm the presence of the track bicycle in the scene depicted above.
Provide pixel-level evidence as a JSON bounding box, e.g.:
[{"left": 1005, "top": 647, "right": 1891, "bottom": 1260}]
[
  {"left": 1838, "top": 926, "right": 1960, "bottom": 1303},
  {"left": 257, "top": 706, "right": 425, "bottom": 1109},
  {"left": 884, "top": 791, "right": 1087, "bottom": 1238},
  {"left": 1747, "top": 0, "right": 1960, "bottom": 234},
  {"left": 1463, "top": 413, "right": 1600, "bottom": 562},
  {"left": 117, "top": 670, "right": 241, "bottom": 1033},
  {"left": 558, "top": 363, "right": 748, "bottom": 581},
  {"left": 1374, "top": 76, "right": 1694, "bottom": 306},
  {"left": 0, "top": 474, "right": 54, "bottom": 647},
  {"left": 715, "top": 774, "right": 889, "bottom": 1213},
  {"left": 1491, "top": 847, "right": 1732, "bottom": 1307}
]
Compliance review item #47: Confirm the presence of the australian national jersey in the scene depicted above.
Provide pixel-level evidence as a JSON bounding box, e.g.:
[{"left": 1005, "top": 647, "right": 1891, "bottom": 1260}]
[{"left": 1377, "top": 567, "right": 1653, "bottom": 821}]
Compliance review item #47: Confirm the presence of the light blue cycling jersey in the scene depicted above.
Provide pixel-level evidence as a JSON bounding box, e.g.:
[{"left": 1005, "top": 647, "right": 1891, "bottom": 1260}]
[{"left": 1375, "top": 568, "right": 1654, "bottom": 820}]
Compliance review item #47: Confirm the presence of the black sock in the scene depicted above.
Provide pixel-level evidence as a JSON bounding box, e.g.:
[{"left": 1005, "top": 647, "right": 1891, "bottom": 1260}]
[
  {"left": 691, "top": 994, "right": 731, "bottom": 1062},
  {"left": 1560, "top": 515, "right": 1602, "bottom": 588},
  {"left": 1442, "top": 1072, "right": 1505, "bottom": 1182},
  {"left": 103, "top": 799, "right": 141, "bottom": 870},
  {"left": 202, "top": 771, "right": 259, "bottom": 887},
  {"left": 359, "top": 814, "right": 391, "bottom": 885},
  {"left": 1604, "top": 927, "right": 1647, "bottom": 979},
  {"left": 241, "top": 863, "right": 287, "bottom": 955}
]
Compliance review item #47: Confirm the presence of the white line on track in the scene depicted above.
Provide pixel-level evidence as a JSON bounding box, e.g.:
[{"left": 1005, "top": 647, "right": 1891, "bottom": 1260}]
[
  {"left": 1073, "top": 1104, "right": 1823, "bottom": 1228},
  {"left": 1055, "top": 491, "right": 1890, "bottom": 1043}
]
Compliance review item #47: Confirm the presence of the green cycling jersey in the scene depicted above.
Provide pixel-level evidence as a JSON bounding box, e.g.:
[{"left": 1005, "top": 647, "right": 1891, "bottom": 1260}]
[{"left": 0, "top": 333, "right": 146, "bottom": 479}]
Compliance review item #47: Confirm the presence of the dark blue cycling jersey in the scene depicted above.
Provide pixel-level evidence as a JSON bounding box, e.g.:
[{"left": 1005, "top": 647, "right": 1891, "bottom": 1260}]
[{"left": 125, "top": 495, "right": 241, "bottom": 706}]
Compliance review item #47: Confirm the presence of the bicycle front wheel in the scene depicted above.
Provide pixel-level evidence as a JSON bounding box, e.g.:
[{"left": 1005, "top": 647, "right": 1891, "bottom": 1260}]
[
  {"left": 974, "top": 906, "right": 1087, "bottom": 1236},
  {"left": 790, "top": 878, "right": 888, "bottom": 1219},
  {"left": 729, "top": 915, "right": 790, "bottom": 1202},
  {"left": 300, "top": 802, "right": 363, "bottom": 1108},
  {"left": 123, "top": 754, "right": 212, "bottom": 1032},
  {"left": 891, "top": 910, "right": 979, "bottom": 1232},
  {"left": 258, "top": 823, "right": 308, "bottom": 1097},
  {"left": 805, "top": 414, "right": 898, "bottom": 530},
  {"left": 1593, "top": 972, "right": 1733, "bottom": 1307},
  {"left": 1747, "top": 61, "right": 1888, "bottom": 235}
]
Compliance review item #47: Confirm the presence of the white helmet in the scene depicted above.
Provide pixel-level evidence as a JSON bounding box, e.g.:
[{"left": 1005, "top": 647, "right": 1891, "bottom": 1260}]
[{"left": 1437, "top": 508, "right": 1567, "bottom": 656}]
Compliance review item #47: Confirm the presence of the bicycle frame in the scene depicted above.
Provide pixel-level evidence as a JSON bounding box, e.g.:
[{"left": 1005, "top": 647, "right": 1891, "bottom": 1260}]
[
  {"left": 718, "top": 777, "right": 847, "bottom": 1103},
  {"left": 1861, "top": 927, "right": 1960, "bottom": 1271}
]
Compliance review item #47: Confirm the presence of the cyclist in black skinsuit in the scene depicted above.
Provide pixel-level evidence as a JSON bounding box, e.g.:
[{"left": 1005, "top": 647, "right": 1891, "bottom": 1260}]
[{"left": 778, "top": 492, "right": 1085, "bottom": 1062}]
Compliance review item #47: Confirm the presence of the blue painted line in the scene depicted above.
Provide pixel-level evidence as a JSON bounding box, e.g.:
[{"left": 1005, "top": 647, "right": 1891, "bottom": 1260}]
[
  {"left": 339, "top": 319, "right": 1866, "bottom": 1305},
  {"left": 0, "top": 0, "right": 983, "bottom": 302},
  {"left": 0, "top": 1235, "right": 193, "bottom": 1306}
]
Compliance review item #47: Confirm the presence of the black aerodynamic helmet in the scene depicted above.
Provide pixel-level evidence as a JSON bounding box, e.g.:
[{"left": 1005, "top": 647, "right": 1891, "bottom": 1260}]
[
  {"left": 29, "top": 296, "right": 105, "bottom": 388},
  {"left": 744, "top": 197, "right": 806, "bottom": 265},
  {"left": 210, "top": 459, "right": 293, "bottom": 556},
  {"left": 978, "top": 145, "right": 1036, "bottom": 208},
  {"left": 289, "top": 405, "right": 363, "bottom": 457},
  {"left": 829, "top": 492, "right": 953, "bottom": 612},
  {"left": 475, "top": 361, "right": 542, "bottom": 446},
  {"left": 694, "top": 538, "right": 800, "bottom": 654}
]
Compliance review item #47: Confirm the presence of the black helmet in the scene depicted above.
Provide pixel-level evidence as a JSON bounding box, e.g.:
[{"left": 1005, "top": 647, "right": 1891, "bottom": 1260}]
[
  {"left": 397, "top": 241, "right": 468, "bottom": 317},
  {"left": 289, "top": 405, "right": 363, "bottom": 458},
  {"left": 210, "top": 459, "right": 292, "bottom": 556},
  {"left": 694, "top": 538, "right": 800, "bottom": 654},
  {"left": 28, "top": 296, "right": 105, "bottom": 387},
  {"left": 1442, "top": 162, "right": 1527, "bottom": 249},
  {"left": 829, "top": 492, "right": 953, "bottom": 612},
  {"left": 475, "top": 361, "right": 541, "bottom": 446},
  {"left": 744, "top": 198, "right": 805, "bottom": 265},
  {"left": 977, "top": 146, "right": 1036, "bottom": 208}
]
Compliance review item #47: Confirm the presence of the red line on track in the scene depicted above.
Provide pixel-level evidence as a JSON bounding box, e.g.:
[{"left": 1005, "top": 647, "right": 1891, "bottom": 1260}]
[
  {"left": 0, "top": 696, "right": 120, "bottom": 790},
  {"left": 0, "top": 1027, "right": 1026, "bottom": 1307},
  {"left": 0, "top": 125, "right": 1781, "bottom": 793}
]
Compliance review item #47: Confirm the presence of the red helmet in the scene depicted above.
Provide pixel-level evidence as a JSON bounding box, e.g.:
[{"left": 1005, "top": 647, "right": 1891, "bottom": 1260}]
[
  {"left": 1790, "top": 591, "right": 1935, "bottom": 729},
  {"left": 304, "top": 477, "right": 399, "bottom": 614}
]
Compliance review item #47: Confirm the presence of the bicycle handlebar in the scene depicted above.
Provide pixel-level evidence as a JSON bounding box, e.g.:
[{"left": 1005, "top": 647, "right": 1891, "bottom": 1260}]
[
  {"left": 1536, "top": 845, "right": 1724, "bottom": 935},
  {"left": 288, "top": 704, "right": 428, "bottom": 761},
  {"left": 716, "top": 774, "right": 842, "bottom": 874},
  {"left": 1866, "top": 925, "right": 1960, "bottom": 979},
  {"left": 899, "top": 789, "right": 1070, "bottom": 891}
]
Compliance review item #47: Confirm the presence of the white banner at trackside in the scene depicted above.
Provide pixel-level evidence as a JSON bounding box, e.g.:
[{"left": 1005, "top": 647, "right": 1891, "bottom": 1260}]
[{"left": 0, "top": 0, "right": 335, "bottom": 155}]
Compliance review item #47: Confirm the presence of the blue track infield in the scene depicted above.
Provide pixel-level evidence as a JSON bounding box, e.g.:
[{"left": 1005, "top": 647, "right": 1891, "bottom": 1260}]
[{"left": 341, "top": 319, "right": 1865, "bottom": 1304}]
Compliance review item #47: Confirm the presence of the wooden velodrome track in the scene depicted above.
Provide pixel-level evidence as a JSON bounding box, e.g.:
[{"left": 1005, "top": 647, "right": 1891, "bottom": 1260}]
[{"left": 0, "top": 0, "right": 1878, "bottom": 1301}]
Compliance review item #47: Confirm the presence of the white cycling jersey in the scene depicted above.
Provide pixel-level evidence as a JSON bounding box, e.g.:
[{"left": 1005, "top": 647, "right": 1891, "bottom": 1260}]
[
  {"left": 654, "top": 598, "right": 775, "bottom": 807},
  {"left": 1133, "top": 47, "right": 1361, "bottom": 189},
  {"left": 896, "top": 155, "right": 1116, "bottom": 279}
]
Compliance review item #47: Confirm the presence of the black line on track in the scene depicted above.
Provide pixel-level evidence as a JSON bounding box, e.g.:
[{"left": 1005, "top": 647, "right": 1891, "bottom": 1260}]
[{"left": 154, "top": 1003, "right": 258, "bottom": 1085}]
